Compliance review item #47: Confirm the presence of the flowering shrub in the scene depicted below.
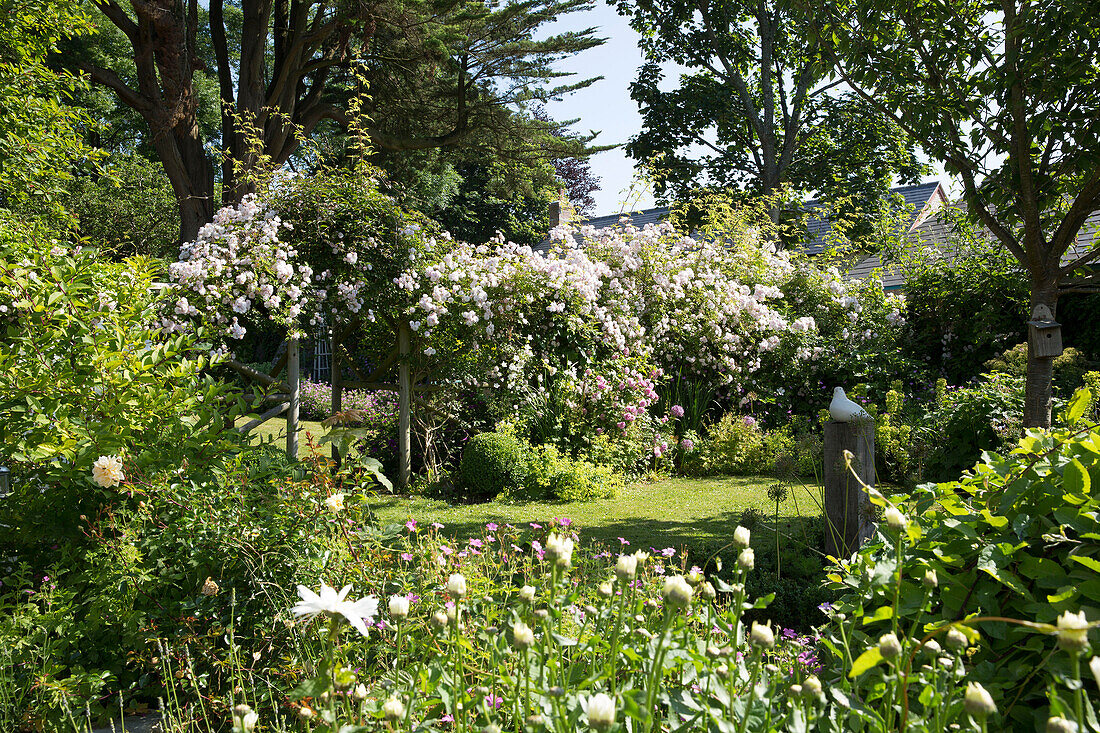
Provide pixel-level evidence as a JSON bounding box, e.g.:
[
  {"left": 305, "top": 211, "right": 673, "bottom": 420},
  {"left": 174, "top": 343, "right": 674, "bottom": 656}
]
[{"left": 0, "top": 217, "right": 245, "bottom": 545}]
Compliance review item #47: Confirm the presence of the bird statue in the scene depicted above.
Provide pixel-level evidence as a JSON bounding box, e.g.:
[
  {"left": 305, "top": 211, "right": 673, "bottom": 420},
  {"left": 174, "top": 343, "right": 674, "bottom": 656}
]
[{"left": 829, "top": 387, "right": 871, "bottom": 422}]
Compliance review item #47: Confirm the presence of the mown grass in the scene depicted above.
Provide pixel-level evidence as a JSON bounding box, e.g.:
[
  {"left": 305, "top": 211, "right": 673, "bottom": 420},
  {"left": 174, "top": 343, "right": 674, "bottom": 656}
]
[
  {"left": 368, "top": 474, "right": 825, "bottom": 567},
  {"left": 234, "top": 415, "right": 331, "bottom": 458}
]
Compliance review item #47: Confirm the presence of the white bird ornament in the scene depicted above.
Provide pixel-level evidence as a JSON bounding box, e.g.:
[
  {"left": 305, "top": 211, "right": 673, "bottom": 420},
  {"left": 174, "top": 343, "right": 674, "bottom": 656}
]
[{"left": 829, "top": 387, "right": 871, "bottom": 422}]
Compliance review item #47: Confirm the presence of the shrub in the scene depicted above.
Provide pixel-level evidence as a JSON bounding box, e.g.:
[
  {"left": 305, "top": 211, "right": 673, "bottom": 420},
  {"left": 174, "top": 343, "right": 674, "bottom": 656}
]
[
  {"left": 458, "top": 431, "right": 528, "bottom": 501},
  {"left": 693, "top": 413, "right": 769, "bottom": 475},
  {"left": 0, "top": 221, "right": 246, "bottom": 547},
  {"left": 825, "top": 391, "right": 1100, "bottom": 730},
  {"left": 924, "top": 372, "right": 1024, "bottom": 480},
  {"left": 549, "top": 457, "right": 622, "bottom": 502},
  {"left": 985, "top": 342, "right": 1093, "bottom": 396}
]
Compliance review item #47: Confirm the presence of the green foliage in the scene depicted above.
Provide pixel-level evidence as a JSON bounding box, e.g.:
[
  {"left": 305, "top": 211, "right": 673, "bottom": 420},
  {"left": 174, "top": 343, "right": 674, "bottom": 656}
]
[
  {"left": 0, "top": 216, "right": 246, "bottom": 545},
  {"left": 64, "top": 153, "right": 178, "bottom": 260},
  {"left": 548, "top": 456, "right": 622, "bottom": 502},
  {"left": 826, "top": 414, "right": 1100, "bottom": 729},
  {"left": 900, "top": 224, "right": 1029, "bottom": 385},
  {"left": 693, "top": 413, "right": 770, "bottom": 476},
  {"left": 0, "top": 443, "right": 364, "bottom": 727},
  {"left": 985, "top": 342, "right": 1093, "bottom": 396},
  {"left": 924, "top": 373, "right": 1025, "bottom": 481},
  {"left": 616, "top": 0, "right": 924, "bottom": 221},
  {"left": 458, "top": 431, "right": 529, "bottom": 502},
  {"left": 0, "top": 0, "right": 99, "bottom": 217}
]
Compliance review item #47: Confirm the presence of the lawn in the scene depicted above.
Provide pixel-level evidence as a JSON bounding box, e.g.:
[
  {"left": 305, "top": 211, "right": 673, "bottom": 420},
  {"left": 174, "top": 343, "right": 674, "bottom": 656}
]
[
  {"left": 234, "top": 415, "right": 332, "bottom": 458},
  {"left": 368, "top": 474, "right": 825, "bottom": 565}
]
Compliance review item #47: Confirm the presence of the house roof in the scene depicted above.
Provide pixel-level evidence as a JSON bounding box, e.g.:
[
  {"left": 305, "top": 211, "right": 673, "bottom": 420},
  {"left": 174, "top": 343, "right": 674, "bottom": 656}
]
[
  {"left": 538, "top": 182, "right": 1100, "bottom": 292},
  {"left": 848, "top": 207, "right": 1100, "bottom": 291},
  {"left": 536, "top": 181, "right": 947, "bottom": 259}
]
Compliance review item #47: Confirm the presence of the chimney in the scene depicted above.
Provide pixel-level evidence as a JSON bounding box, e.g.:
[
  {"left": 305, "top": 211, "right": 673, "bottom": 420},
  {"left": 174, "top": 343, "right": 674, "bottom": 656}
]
[{"left": 549, "top": 188, "right": 572, "bottom": 227}]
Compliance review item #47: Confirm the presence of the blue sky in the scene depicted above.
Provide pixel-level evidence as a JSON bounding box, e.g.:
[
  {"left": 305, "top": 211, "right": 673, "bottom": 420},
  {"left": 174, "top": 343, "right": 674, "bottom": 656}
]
[
  {"left": 539, "top": 4, "right": 955, "bottom": 216},
  {"left": 542, "top": 3, "right": 658, "bottom": 215}
]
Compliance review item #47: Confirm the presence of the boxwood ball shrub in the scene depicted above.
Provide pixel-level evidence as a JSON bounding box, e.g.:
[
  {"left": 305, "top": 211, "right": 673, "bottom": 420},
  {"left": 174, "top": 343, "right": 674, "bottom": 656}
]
[{"left": 459, "top": 431, "right": 528, "bottom": 501}]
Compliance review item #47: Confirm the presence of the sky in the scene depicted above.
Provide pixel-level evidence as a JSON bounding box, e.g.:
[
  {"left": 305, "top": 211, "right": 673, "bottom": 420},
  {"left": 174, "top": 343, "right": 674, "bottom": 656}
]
[
  {"left": 542, "top": 4, "right": 659, "bottom": 215},
  {"left": 539, "top": 3, "right": 957, "bottom": 217}
]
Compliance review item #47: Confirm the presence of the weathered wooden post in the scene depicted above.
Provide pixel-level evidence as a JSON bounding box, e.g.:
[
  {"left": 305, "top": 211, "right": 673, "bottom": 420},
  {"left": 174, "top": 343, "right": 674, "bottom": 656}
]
[
  {"left": 823, "top": 418, "right": 876, "bottom": 558},
  {"left": 398, "top": 321, "right": 411, "bottom": 490},
  {"left": 286, "top": 337, "right": 300, "bottom": 458}
]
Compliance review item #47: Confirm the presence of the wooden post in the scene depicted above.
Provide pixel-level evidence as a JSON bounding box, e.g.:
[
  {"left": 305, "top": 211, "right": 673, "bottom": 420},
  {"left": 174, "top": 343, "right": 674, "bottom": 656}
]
[
  {"left": 331, "top": 318, "right": 342, "bottom": 469},
  {"left": 398, "top": 321, "right": 411, "bottom": 490},
  {"left": 286, "top": 337, "right": 300, "bottom": 458},
  {"left": 823, "top": 419, "right": 876, "bottom": 558}
]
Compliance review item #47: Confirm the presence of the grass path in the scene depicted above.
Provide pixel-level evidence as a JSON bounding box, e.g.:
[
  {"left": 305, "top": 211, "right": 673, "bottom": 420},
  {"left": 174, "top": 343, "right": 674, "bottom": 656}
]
[
  {"left": 233, "top": 415, "right": 331, "bottom": 458},
  {"left": 368, "top": 475, "right": 824, "bottom": 561}
]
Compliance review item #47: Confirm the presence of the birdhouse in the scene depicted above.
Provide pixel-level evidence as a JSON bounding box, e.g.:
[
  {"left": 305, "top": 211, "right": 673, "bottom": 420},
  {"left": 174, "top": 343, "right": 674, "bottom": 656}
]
[{"left": 1028, "top": 304, "right": 1063, "bottom": 358}]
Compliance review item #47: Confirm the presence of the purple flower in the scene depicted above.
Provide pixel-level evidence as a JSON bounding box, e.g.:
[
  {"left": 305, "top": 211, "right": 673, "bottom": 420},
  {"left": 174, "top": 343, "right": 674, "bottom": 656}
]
[
  {"left": 618, "top": 537, "right": 630, "bottom": 546},
  {"left": 431, "top": 521, "right": 444, "bottom": 529},
  {"left": 742, "top": 415, "right": 757, "bottom": 428},
  {"left": 681, "top": 438, "right": 695, "bottom": 451},
  {"left": 405, "top": 519, "right": 417, "bottom": 532},
  {"left": 401, "top": 552, "right": 414, "bottom": 562},
  {"left": 670, "top": 404, "right": 685, "bottom": 418},
  {"left": 486, "top": 522, "right": 498, "bottom": 531}
]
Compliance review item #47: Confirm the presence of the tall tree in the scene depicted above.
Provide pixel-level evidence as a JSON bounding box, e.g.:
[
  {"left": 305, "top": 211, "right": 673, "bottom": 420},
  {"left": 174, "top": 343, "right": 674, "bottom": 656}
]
[
  {"left": 613, "top": 0, "right": 924, "bottom": 222},
  {"left": 818, "top": 0, "right": 1100, "bottom": 428},
  {"left": 77, "top": 0, "right": 603, "bottom": 242}
]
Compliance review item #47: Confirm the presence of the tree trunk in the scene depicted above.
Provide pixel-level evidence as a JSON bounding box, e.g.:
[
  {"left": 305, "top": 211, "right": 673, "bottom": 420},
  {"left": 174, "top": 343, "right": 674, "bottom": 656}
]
[{"left": 1023, "top": 283, "right": 1058, "bottom": 429}]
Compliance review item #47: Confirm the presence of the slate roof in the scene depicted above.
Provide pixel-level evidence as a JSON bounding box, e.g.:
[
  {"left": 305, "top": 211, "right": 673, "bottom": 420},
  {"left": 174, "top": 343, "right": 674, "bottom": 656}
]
[
  {"left": 537, "top": 183, "right": 1100, "bottom": 292},
  {"left": 801, "top": 181, "right": 945, "bottom": 254},
  {"left": 849, "top": 207, "right": 1100, "bottom": 291},
  {"left": 536, "top": 181, "right": 946, "bottom": 259}
]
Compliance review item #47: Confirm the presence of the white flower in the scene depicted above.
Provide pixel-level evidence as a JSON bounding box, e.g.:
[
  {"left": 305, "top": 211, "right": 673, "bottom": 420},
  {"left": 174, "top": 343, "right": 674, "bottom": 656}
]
[
  {"left": 884, "top": 506, "right": 907, "bottom": 531},
  {"left": 738, "top": 548, "right": 755, "bottom": 571},
  {"left": 291, "top": 582, "right": 379, "bottom": 636},
  {"left": 545, "top": 533, "right": 575, "bottom": 568},
  {"left": 580, "top": 693, "right": 616, "bottom": 731},
  {"left": 382, "top": 698, "right": 405, "bottom": 721},
  {"left": 519, "top": 585, "right": 536, "bottom": 603},
  {"left": 512, "top": 620, "right": 535, "bottom": 650},
  {"left": 614, "top": 554, "right": 637, "bottom": 581},
  {"left": 1057, "top": 610, "right": 1091, "bottom": 653},
  {"left": 963, "top": 682, "right": 996, "bottom": 718},
  {"left": 233, "top": 704, "right": 258, "bottom": 733},
  {"left": 878, "top": 633, "right": 902, "bottom": 658},
  {"left": 324, "top": 493, "right": 345, "bottom": 512},
  {"left": 1090, "top": 656, "right": 1100, "bottom": 692},
  {"left": 388, "top": 594, "right": 410, "bottom": 620},
  {"left": 749, "top": 621, "right": 775, "bottom": 648},
  {"left": 446, "top": 573, "right": 467, "bottom": 599},
  {"left": 1047, "top": 716, "right": 1078, "bottom": 733},
  {"left": 733, "top": 526, "right": 751, "bottom": 549},
  {"left": 91, "top": 455, "right": 124, "bottom": 488},
  {"left": 662, "top": 575, "right": 693, "bottom": 609}
]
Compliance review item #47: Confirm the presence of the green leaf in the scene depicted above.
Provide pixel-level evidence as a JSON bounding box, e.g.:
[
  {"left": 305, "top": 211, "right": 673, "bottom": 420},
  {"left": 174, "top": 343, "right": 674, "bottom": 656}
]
[
  {"left": 861, "top": 605, "right": 894, "bottom": 626},
  {"left": 849, "top": 647, "right": 884, "bottom": 677},
  {"left": 1064, "top": 458, "right": 1091, "bottom": 496},
  {"left": 1069, "top": 555, "right": 1100, "bottom": 574},
  {"left": 1064, "top": 387, "right": 1091, "bottom": 425}
]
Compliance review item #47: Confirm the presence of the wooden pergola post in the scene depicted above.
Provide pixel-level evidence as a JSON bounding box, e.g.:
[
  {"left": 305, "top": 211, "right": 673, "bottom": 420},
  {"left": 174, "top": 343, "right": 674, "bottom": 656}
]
[
  {"left": 398, "top": 321, "right": 411, "bottom": 490},
  {"left": 286, "top": 337, "right": 300, "bottom": 458},
  {"left": 330, "top": 317, "right": 342, "bottom": 469}
]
